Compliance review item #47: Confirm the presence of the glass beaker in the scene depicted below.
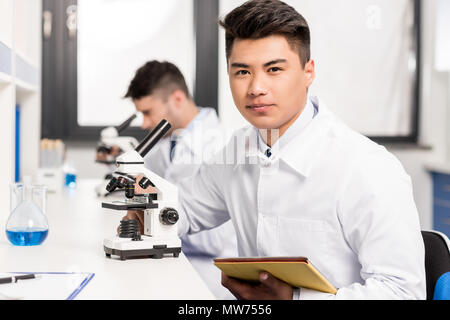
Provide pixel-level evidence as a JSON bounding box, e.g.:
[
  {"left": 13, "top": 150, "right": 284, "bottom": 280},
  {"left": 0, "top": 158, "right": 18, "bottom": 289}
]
[{"left": 6, "top": 184, "right": 49, "bottom": 246}]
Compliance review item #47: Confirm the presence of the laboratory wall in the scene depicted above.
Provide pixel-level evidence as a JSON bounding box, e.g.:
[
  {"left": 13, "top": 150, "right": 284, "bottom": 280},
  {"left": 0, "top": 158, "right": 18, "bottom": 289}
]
[
  {"left": 0, "top": 0, "right": 42, "bottom": 220},
  {"left": 64, "top": 0, "right": 449, "bottom": 231}
]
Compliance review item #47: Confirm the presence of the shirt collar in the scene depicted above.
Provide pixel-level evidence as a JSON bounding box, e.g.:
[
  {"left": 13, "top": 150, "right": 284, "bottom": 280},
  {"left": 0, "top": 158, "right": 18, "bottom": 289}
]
[{"left": 257, "top": 96, "right": 316, "bottom": 156}]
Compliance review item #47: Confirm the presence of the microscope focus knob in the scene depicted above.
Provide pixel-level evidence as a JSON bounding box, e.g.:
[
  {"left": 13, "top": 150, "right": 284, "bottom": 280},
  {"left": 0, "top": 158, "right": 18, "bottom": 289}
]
[{"left": 160, "top": 208, "right": 179, "bottom": 225}]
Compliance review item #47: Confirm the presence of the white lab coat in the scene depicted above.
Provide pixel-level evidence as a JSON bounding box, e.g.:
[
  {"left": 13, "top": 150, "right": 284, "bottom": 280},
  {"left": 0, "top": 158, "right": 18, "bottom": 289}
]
[
  {"left": 178, "top": 97, "right": 426, "bottom": 300},
  {"left": 144, "top": 107, "right": 238, "bottom": 258}
]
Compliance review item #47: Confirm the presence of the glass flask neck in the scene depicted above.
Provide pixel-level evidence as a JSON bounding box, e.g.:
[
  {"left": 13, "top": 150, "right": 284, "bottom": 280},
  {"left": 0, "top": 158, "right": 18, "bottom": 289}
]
[{"left": 10, "top": 184, "right": 47, "bottom": 215}]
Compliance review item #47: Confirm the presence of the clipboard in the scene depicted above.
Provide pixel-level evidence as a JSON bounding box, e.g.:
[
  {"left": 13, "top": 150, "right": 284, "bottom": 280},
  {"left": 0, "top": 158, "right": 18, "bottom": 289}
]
[
  {"left": 0, "top": 272, "right": 95, "bottom": 300},
  {"left": 214, "top": 256, "right": 337, "bottom": 294}
]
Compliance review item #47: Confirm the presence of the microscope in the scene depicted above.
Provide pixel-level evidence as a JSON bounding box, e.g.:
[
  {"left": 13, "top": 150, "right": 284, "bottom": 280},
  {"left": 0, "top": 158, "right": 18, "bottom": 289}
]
[
  {"left": 95, "top": 113, "right": 140, "bottom": 197},
  {"left": 102, "top": 119, "right": 181, "bottom": 260}
]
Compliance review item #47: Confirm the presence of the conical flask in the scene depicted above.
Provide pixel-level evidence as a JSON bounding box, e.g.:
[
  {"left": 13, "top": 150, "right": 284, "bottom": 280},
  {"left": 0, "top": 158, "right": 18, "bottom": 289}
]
[{"left": 6, "top": 184, "right": 49, "bottom": 246}]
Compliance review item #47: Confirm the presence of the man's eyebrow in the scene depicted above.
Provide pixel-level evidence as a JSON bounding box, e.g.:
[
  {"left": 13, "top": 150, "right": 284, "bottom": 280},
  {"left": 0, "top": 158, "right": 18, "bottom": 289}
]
[
  {"left": 263, "top": 59, "right": 287, "bottom": 67},
  {"left": 230, "top": 62, "right": 249, "bottom": 68},
  {"left": 230, "top": 59, "right": 287, "bottom": 69}
]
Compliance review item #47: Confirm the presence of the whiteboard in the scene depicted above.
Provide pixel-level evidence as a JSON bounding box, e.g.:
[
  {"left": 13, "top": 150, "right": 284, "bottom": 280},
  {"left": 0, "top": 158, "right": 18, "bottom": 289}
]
[
  {"left": 77, "top": 0, "right": 196, "bottom": 127},
  {"left": 435, "top": 0, "right": 450, "bottom": 71}
]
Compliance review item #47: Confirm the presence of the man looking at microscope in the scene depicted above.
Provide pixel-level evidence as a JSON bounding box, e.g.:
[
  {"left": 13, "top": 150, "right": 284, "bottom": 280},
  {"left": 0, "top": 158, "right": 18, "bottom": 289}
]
[
  {"left": 120, "top": 60, "right": 237, "bottom": 299},
  {"left": 127, "top": 0, "right": 425, "bottom": 300}
]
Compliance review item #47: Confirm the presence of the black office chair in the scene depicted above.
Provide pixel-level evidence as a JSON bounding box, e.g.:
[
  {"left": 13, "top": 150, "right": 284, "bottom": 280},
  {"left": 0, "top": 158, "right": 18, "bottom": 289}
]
[{"left": 421, "top": 230, "right": 450, "bottom": 300}]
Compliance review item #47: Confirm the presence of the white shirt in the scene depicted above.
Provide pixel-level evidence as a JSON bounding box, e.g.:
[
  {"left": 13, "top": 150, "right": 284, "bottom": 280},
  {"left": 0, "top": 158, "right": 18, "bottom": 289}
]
[
  {"left": 178, "top": 97, "right": 426, "bottom": 300},
  {"left": 144, "top": 107, "right": 238, "bottom": 258}
]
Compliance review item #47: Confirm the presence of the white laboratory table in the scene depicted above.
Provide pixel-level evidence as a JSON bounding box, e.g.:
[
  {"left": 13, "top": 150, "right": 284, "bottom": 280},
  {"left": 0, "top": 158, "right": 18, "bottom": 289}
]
[{"left": 0, "top": 179, "right": 215, "bottom": 300}]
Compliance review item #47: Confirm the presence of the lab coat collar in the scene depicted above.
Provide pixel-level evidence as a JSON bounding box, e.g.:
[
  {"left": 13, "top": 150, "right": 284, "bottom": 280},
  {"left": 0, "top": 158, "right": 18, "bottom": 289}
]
[
  {"left": 280, "top": 96, "right": 331, "bottom": 177},
  {"left": 172, "top": 107, "right": 220, "bottom": 157},
  {"left": 239, "top": 96, "right": 331, "bottom": 178}
]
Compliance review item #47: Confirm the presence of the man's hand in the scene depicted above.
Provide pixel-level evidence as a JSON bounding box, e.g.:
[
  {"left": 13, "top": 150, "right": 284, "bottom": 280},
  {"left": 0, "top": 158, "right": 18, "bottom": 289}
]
[
  {"left": 115, "top": 176, "right": 156, "bottom": 235},
  {"left": 221, "top": 271, "right": 294, "bottom": 300},
  {"left": 96, "top": 145, "right": 121, "bottom": 162}
]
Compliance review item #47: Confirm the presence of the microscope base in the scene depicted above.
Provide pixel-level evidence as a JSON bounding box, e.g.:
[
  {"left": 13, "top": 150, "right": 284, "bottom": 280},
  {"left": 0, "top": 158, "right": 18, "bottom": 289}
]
[
  {"left": 103, "top": 235, "right": 181, "bottom": 261},
  {"left": 104, "top": 245, "right": 181, "bottom": 260}
]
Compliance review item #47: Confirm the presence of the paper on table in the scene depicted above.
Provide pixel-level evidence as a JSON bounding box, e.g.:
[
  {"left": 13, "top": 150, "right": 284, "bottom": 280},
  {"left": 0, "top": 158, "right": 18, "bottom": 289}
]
[{"left": 0, "top": 272, "right": 95, "bottom": 300}]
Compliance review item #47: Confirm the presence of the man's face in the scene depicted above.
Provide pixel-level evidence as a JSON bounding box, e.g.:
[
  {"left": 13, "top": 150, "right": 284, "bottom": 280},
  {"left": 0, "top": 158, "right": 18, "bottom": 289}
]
[
  {"left": 228, "top": 35, "right": 315, "bottom": 136},
  {"left": 133, "top": 94, "right": 174, "bottom": 132}
]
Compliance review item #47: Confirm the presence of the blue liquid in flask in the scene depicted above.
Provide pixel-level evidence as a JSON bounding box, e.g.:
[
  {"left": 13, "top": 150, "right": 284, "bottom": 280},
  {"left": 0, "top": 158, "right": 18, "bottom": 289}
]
[{"left": 6, "top": 228, "right": 48, "bottom": 246}]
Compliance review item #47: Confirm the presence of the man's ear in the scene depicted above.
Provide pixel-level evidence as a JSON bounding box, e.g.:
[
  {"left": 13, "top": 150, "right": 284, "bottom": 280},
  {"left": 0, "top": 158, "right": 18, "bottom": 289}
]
[
  {"left": 169, "top": 89, "right": 187, "bottom": 107},
  {"left": 304, "top": 59, "right": 315, "bottom": 88}
]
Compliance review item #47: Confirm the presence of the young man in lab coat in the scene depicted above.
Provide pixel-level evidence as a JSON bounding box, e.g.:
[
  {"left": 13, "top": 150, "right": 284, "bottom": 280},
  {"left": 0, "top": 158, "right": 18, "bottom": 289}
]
[
  {"left": 177, "top": 0, "right": 425, "bottom": 299},
  {"left": 122, "top": 61, "right": 237, "bottom": 299},
  {"left": 132, "top": 1, "right": 425, "bottom": 299}
]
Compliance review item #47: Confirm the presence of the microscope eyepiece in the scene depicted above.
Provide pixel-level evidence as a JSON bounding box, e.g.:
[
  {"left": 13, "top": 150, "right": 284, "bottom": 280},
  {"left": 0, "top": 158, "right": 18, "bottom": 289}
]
[
  {"left": 135, "top": 120, "right": 171, "bottom": 157},
  {"left": 116, "top": 113, "right": 137, "bottom": 134}
]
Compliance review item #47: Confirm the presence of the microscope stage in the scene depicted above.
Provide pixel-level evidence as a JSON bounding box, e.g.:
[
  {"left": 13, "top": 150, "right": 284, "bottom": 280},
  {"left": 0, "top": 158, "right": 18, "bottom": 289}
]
[{"left": 102, "top": 200, "right": 158, "bottom": 211}]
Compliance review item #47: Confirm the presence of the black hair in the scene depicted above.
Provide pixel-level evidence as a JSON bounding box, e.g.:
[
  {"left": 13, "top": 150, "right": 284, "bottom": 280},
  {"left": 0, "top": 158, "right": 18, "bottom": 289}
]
[
  {"left": 124, "top": 60, "right": 190, "bottom": 100},
  {"left": 218, "top": 0, "right": 311, "bottom": 67}
]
